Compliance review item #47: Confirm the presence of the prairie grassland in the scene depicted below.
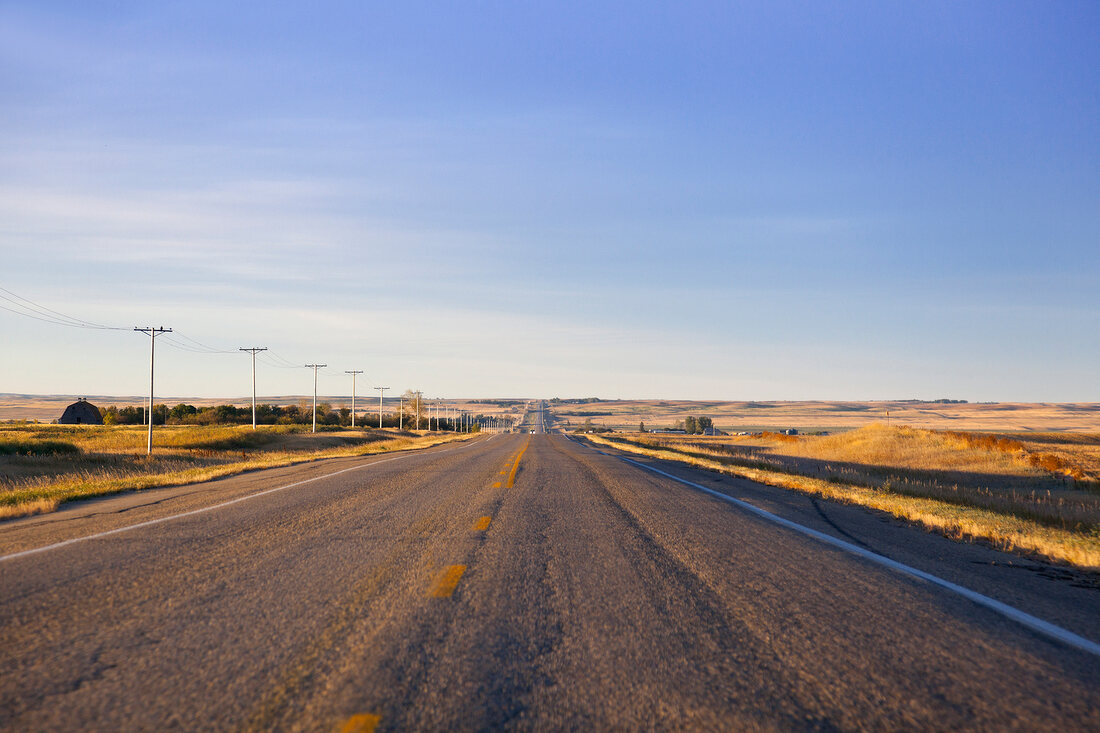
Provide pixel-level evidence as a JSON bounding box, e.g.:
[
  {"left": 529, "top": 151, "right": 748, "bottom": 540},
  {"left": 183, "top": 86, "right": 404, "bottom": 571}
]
[
  {"left": 586, "top": 425, "right": 1100, "bottom": 569},
  {"left": 550, "top": 399, "right": 1100, "bottom": 433},
  {"left": 0, "top": 424, "right": 468, "bottom": 520}
]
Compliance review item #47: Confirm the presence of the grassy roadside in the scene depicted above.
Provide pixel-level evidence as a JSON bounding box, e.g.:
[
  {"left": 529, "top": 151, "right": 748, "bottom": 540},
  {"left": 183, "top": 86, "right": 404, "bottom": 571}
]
[
  {"left": 583, "top": 431, "right": 1100, "bottom": 570},
  {"left": 0, "top": 425, "right": 472, "bottom": 520}
]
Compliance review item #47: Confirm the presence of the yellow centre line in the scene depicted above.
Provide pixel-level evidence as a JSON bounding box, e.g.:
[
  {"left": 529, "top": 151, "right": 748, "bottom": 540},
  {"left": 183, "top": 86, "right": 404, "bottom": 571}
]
[
  {"left": 430, "top": 564, "right": 466, "bottom": 598},
  {"left": 492, "top": 481, "right": 501, "bottom": 488},
  {"left": 474, "top": 516, "right": 491, "bottom": 531},
  {"left": 505, "top": 438, "right": 531, "bottom": 488},
  {"left": 340, "top": 713, "right": 381, "bottom": 733}
]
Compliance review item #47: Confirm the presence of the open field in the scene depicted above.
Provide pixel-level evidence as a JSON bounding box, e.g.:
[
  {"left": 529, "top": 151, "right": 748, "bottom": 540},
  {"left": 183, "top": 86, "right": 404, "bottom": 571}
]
[
  {"left": 585, "top": 425, "right": 1100, "bottom": 568},
  {"left": 0, "top": 424, "right": 469, "bottom": 520},
  {"left": 11, "top": 395, "right": 1098, "bottom": 432},
  {"left": 549, "top": 399, "right": 1100, "bottom": 433},
  {"left": 0, "top": 393, "right": 529, "bottom": 423}
]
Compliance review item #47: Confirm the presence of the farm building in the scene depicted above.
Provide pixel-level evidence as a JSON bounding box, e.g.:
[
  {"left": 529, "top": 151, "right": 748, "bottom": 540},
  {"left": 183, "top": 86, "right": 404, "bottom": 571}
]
[{"left": 58, "top": 399, "right": 103, "bottom": 425}]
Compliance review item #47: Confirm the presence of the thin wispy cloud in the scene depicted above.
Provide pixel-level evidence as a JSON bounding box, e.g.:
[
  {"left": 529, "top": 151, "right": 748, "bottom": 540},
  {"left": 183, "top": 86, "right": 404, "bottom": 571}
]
[{"left": 1, "top": 1, "right": 1097, "bottom": 400}]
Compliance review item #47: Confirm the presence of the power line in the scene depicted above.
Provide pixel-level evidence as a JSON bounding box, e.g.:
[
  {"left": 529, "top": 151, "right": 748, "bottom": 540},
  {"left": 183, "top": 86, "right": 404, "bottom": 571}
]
[
  {"left": 171, "top": 331, "right": 237, "bottom": 354},
  {"left": 263, "top": 350, "right": 304, "bottom": 368},
  {"left": 0, "top": 289, "right": 128, "bottom": 331},
  {"left": 0, "top": 302, "right": 92, "bottom": 328},
  {"left": 256, "top": 353, "right": 301, "bottom": 370},
  {"left": 160, "top": 336, "right": 221, "bottom": 354},
  {"left": 1, "top": 287, "right": 403, "bottom": 412}
]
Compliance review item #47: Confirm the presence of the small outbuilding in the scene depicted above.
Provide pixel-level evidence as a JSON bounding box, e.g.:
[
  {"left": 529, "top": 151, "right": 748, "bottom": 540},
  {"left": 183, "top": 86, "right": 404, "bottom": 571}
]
[{"left": 59, "top": 398, "right": 103, "bottom": 425}]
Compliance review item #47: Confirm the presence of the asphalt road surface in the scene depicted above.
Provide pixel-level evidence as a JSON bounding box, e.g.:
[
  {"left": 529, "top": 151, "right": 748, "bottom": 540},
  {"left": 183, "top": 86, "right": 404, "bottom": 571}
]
[
  {"left": 517, "top": 401, "right": 549, "bottom": 434},
  {"left": 2, "top": 433, "right": 1099, "bottom": 731}
]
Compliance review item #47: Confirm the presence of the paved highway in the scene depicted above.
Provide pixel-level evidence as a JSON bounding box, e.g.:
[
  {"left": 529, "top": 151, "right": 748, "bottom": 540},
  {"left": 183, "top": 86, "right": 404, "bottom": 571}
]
[
  {"left": 2, "top": 433, "right": 1099, "bottom": 730},
  {"left": 517, "top": 400, "right": 549, "bottom": 434}
]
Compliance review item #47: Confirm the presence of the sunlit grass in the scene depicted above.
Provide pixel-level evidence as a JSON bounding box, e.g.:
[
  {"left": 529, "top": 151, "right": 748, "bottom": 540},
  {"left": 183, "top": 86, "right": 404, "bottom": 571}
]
[
  {"left": 586, "top": 425, "right": 1100, "bottom": 569},
  {"left": 0, "top": 424, "right": 468, "bottom": 519}
]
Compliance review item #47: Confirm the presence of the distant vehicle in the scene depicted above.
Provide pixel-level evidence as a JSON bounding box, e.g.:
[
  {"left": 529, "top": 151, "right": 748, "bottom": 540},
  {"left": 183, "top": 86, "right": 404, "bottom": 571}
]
[{"left": 782, "top": 428, "right": 798, "bottom": 436}]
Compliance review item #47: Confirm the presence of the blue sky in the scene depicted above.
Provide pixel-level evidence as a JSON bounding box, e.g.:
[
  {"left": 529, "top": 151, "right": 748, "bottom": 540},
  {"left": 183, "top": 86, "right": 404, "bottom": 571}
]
[{"left": 1, "top": 1, "right": 1098, "bottom": 401}]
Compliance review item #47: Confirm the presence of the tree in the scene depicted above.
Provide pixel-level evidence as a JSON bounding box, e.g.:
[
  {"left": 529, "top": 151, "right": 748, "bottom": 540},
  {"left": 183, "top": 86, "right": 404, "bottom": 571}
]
[
  {"left": 117, "top": 406, "right": 143, "bottom": 425},
  {"left": 698, "top": 416, "right": 713, "bottom": 433},
  {"left": 169, "top": 403, "right": 198, "bottom": 422},
  {"left": 684, "top": 416, "right": 697, "bottom": 434},
  {"left": 639, "top": 421, "right": 647, "bottom": 433},
  {"left": 401, "top": 389, "right": 424, "bottom": 429}
]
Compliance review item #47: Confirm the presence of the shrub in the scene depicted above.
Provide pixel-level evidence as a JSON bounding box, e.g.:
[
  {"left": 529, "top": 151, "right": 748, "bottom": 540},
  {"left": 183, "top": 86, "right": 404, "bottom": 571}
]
[{"left": 0, "top": 440, "right": 82, "bottom": 456}]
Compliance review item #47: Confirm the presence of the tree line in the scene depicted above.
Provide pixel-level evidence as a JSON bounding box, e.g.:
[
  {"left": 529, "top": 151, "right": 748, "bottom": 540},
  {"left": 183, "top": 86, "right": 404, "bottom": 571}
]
[
  {"left": 637, "top": 416, "right": 714, "bottom": 434},
  {"left": 101, "top": 402, "right": 485, "bottom": 431}
]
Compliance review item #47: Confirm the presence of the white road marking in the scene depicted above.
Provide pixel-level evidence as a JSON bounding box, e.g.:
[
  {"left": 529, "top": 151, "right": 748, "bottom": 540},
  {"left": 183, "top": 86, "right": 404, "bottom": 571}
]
[
  {"left": 588, "top": 441, "right": 1100, "bottom": 659},
  {"left": 0, "top": 437, "right": 488, "bottom": 564}
]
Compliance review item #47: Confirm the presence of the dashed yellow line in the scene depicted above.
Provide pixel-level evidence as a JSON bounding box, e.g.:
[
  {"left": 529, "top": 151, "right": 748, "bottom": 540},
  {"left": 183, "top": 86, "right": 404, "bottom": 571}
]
[
  {"left": 340, "top": 713, "right": 381, "bottom": 733},
  {"left": 505, "top": 439, "right": 531, "bottom": 488},
  {"left": 430, "top": 564, "right": 466, "bottom": 598},
  {"left": 492, "top": 481, "right": 501, "bottom": 488},
  {"left": 473, "top": 516, "right": 491, "bottom": 531}
]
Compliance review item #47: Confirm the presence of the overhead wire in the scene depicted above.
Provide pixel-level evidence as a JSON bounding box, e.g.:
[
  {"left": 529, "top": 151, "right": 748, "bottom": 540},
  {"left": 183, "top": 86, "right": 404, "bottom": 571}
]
[
  {"left": 165, "top": 331, "right": 237, "bottom": 354},
  {"left": 0, "top": 302, "right": 96, "bottom": 328},
  {"left": 0, "top": 286, "right": 129, "bottom": 331},
  {"left": 270, "top": 351, "right": 306, "bottom": 367},
  {"left": 159, "top": 337, "right": 213, "bottom": 354},
  {"left": 2, "top": 285, "right": 373, "bottom": 390},
  {"left": 258, "top": 352, "right": 306, "bottom": 369}
]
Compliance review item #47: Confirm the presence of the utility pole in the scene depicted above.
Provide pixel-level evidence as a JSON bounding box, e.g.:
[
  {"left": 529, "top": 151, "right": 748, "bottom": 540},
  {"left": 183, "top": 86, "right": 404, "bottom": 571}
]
[
  {"left": 415, "top": 391, "right": 421, "bottom": 431},
  {"left": 344, "top": 370, "right": 363, "bottom": 428},
  {"left": 399, "top": 397, "right": 403, "bottom": 430},
  {"left": 240, "top": 347, "right": 267, "bottom": 430},
  {"left": 135, "top": 327, "right": 171, "bottom": 455},
  {"left": 374, "top": 386, "right": 389, "bottom": 429},
  {"left": 306, "top": 364, "right": 326, "bottom": 432}
]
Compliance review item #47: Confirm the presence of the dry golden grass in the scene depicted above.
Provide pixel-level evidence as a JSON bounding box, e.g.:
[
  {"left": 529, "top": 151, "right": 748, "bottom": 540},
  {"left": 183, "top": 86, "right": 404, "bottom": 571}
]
[
  {"left": 586, "top": 425, "right": 1100, "bottom": 570},
  {"left": 0, "top": 424, "right": 469, "bottom": 520},
  {"left": 549, "top": 398, "right": 1100, "bottom": 433}
]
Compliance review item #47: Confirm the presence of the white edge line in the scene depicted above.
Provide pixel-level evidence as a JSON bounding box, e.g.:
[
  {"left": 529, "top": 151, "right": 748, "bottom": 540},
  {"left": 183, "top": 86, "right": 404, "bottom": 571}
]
[
  {"left": 611, "top": 453, "right": 1100, "bottom": 659},
  {"left": 0, "top": 436, "right": 488, "bottom": 563}
]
